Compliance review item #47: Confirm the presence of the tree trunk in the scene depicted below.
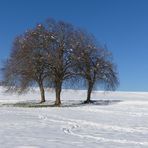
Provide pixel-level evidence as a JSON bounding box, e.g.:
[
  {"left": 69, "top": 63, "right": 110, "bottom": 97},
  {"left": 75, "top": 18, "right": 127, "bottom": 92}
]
[
  {"left": 39, "top": 83, "right": 45, "bottom": 103},
  {"left": 85, "top": 81, "right": 93, "bottom": 103},
  {"left": 55, "top": 82, "right": 62, "bottom": 106}
]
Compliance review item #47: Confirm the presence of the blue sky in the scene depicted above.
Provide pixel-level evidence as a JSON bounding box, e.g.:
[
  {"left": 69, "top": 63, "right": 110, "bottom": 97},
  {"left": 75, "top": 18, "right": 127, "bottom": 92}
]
[{"left": 0, "top": 0, "right": 148, "bottom": 91}]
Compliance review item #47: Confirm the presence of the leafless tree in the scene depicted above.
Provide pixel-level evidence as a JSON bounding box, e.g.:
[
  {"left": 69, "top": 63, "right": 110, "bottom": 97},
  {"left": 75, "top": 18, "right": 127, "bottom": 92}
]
[
  {"left": 2, "top": 18, "right": 119, "bottom": 106},
  {"left": 45, "top": 19, "right": 77, "bottom": 106},
  {"left": 2, "top": 24, "right": 52, "bottom": 103},
  {"left": 72, "top": 30, "right": 119, "bottom": 103}
]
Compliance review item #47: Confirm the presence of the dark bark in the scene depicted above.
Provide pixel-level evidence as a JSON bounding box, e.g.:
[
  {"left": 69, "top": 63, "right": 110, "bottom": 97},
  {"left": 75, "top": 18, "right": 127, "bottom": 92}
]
[
  {"left": 84, "top": 81, "right": 94, "bottom": 103},
  {"left": 55, "top": 82, "right": 62, "bottom": 106},
  {"left": 39, "top": 82, "right": 45, "bottom": 103}
]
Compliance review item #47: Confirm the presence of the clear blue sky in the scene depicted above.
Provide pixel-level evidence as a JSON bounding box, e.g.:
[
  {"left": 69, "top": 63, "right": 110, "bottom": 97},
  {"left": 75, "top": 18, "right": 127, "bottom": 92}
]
[{"left": 0, "top": 0, "right": 148, "bottom": 91}]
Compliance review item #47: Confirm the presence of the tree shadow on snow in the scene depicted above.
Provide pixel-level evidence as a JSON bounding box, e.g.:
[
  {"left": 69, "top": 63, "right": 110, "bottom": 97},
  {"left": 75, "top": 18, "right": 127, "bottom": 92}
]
[
  {"left": 60, "top": 100, "right": 122, "bottom": 107},
  {"left": 1, "top": 100, "right": 122, "bottom": 108}
]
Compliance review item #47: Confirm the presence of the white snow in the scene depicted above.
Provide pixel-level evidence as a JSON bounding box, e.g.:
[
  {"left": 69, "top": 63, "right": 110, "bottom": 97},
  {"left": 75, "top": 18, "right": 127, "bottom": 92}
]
[{"left": 0, "top": 87, "right": 148, "bottom": 148}]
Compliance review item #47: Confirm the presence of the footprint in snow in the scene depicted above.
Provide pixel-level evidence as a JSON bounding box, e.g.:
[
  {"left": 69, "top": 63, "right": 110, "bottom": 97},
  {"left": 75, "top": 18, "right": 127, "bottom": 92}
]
[
  {"left": 38, "top": 115, "right": 48, "bottom": 120},
  {"left": 63, "top": 128, "right": 71, "bottom": 134}
]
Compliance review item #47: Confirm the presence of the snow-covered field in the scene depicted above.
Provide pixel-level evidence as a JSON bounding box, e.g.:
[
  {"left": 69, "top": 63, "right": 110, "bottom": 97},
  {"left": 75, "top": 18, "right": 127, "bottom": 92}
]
[{"left": 0, "top": 87, "right": 148, "bottom": 148}]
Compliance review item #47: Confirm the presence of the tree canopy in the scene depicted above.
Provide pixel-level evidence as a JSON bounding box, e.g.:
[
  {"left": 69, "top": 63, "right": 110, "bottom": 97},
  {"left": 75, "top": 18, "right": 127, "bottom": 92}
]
[{"left": 2, "top": 18, "right": 119, "bottom": 106}]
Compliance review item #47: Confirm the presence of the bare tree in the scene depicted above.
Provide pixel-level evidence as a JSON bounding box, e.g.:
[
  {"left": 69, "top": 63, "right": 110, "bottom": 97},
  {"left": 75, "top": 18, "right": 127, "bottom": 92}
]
[
  {"left": 2, "top": 24, "right": 52, "bottom": 103},
  {"left": 45, "top": 19, "right": 76, "bottom": 106},
  {"left": 72, "top": 30, "right": 119, "bottom": 103},
  {"left": 2, "top": 19, "right": 78, "bottom": 106},
  {"left": 2, "top": 18, "right": 119, "bottom": 106}
]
